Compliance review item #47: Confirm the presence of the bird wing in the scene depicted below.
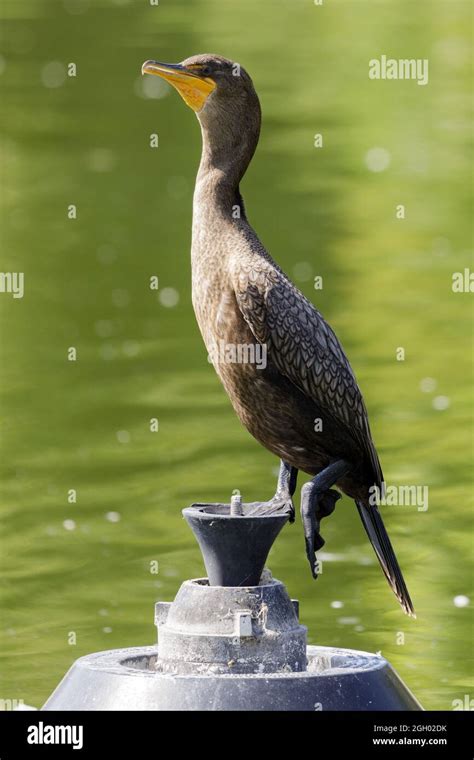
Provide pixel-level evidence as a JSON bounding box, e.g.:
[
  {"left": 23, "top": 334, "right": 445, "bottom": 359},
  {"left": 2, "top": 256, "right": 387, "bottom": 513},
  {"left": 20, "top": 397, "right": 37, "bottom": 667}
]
[{"left": 232, "top": 260, "right": 383, "bottom": 489}]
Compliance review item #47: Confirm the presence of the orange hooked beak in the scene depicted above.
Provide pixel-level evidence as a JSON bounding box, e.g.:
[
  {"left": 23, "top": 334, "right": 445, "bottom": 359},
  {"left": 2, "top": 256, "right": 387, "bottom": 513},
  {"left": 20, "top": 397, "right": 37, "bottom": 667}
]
[{"left": 141, "top": 60, "right": 216, "bottom": 112}]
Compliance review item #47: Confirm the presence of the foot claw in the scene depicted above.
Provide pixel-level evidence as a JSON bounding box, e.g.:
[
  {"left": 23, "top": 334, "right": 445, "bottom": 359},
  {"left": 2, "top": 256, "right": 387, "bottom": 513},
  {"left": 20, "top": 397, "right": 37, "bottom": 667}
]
[
  {"left": 313, "top": 533, "right": 325, "bottom": 551},
  {"left": 274, "top": 495, "right": 294, "bottom": 520},
  {"left": 304, "top": 535, "right": 318, "bottom": 578}
]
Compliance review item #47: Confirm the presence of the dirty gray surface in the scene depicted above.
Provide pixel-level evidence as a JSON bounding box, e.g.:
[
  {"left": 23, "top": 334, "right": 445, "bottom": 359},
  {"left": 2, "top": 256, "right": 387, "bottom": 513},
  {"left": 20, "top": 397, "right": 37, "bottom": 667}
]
[
  {"left": 42, "top": 644, "right": 423, "bottom": 711},
  {"left": 155, "top": 577, "right": 306, "bottom": 675}
]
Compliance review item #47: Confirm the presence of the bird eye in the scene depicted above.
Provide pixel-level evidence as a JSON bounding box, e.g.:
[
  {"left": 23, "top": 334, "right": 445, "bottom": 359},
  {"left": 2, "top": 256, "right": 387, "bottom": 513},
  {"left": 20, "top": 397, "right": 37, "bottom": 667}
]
[{"left": 200, "top": 65, "right": 211, "bottom": 77}]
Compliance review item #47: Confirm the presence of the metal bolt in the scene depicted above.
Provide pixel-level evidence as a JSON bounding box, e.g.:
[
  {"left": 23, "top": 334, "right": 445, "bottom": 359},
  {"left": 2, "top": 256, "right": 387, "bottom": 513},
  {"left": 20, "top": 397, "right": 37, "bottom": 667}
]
[{"left": 230, "top": 493, "right": 243, "bottom": 516}]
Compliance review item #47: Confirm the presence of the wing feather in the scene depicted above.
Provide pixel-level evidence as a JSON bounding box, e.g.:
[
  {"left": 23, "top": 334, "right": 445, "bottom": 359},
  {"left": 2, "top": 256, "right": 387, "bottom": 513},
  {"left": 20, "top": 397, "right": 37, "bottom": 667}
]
[{"left": 233, "top": 261, "right": 383, "bottom": 488}]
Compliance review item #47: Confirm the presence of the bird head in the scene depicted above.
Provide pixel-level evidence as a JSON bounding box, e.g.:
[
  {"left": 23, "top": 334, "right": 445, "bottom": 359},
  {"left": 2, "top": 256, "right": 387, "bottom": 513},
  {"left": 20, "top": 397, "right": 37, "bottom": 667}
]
[{"left": 141, "top": 54, "right": 261, "bottom": 153}]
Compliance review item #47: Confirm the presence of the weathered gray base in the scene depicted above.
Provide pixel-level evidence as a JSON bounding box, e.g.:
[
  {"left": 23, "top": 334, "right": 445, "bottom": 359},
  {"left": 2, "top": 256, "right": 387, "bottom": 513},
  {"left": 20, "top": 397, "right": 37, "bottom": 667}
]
[
  {"left": 42, "top": 645, "right": 422, "bottom": 711},
  {"left": 155, "top": 577, "right": 307, "bottom": 675}
]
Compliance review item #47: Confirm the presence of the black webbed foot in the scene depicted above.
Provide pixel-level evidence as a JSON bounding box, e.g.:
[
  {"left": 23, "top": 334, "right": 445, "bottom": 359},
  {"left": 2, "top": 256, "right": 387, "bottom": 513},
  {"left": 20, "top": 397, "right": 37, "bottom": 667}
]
[
  {"left": 301, "top": 485, "right": 341, "bottom": 578},
  {"left": 312, "top": 488, "right": 341, "bottom": 552},
  {"left": 245, "top": 460, "right": 298, "bottom": 519},
  {"left": 300, "top": 460, "right": 350, "bottom": 579}
]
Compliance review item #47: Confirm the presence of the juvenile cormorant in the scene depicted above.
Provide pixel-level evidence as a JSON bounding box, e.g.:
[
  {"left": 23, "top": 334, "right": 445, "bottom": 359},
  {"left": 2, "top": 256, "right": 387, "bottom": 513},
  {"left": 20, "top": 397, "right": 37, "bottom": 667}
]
[{"left": 142, "top": 54, "right": 415, "bottom": 616}]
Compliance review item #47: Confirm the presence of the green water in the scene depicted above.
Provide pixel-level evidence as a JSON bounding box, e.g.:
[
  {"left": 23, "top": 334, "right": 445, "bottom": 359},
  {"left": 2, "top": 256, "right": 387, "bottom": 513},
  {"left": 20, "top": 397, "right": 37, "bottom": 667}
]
[{"left": 0, "top": 0, "right": 472, "bottom": 710}]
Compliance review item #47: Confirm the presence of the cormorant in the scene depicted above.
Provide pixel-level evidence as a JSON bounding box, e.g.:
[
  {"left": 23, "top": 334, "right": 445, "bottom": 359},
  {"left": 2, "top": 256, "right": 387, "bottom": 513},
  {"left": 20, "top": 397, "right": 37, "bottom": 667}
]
[{"left": 142, "top": 54, "right": 415, "bottom": 616}]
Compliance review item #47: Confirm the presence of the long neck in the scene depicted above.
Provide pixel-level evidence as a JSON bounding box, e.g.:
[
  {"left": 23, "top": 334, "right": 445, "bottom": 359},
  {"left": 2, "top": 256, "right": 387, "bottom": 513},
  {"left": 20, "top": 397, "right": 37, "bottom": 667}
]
[{"left": 193, "top": 112, "right": 260, "bottom": 217}]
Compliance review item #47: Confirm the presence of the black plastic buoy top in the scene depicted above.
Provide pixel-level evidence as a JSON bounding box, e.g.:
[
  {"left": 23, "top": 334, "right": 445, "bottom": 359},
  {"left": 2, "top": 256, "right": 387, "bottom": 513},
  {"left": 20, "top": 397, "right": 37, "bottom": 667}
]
[{"left": 183, "top": 498, "right": 289, "bottom": 586}]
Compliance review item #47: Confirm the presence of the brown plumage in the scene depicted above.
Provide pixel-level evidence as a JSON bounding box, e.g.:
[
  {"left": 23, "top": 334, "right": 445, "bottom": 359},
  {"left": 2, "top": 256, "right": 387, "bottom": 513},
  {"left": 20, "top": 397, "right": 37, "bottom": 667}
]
[{"left": 142, "top": 53, "right": 415, "bottom": 616}]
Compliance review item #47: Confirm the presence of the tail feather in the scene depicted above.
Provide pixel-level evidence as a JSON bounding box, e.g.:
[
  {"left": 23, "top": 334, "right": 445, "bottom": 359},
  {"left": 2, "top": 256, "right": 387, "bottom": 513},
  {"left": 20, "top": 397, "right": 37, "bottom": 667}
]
[{"left": 356, "top": 499, "right": 415, "bottom": 617}]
